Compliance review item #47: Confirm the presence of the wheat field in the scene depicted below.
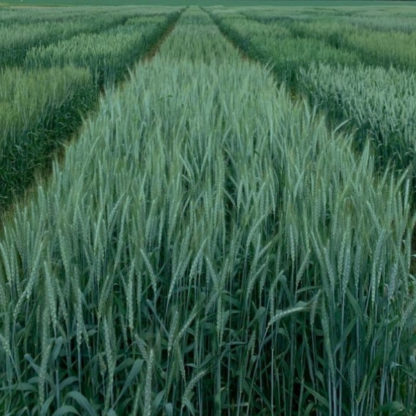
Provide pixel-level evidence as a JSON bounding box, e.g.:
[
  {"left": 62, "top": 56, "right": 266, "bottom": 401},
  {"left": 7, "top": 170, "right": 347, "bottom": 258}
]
[{"left": 0, "top": 4, "right": 416, "bottom": 416}]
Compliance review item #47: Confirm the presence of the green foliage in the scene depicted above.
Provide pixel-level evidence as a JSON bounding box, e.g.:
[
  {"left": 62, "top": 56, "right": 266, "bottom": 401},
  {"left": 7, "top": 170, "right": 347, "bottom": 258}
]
[
  {"left": 25, "top": 13, "right": 179, "bottom": 85},
  {"left": 287, "top": 19, "right": 416, "bottom": 70},
  {"left": 0, "top": 7, "right": 96, "bottom": 25},
  {"left": 0, "top": 0, "right": 404, "bottom": 5},
  {"left": 0, "top": 66, "right": 96, "bottom": 209},
  {"left": 240, "top": 5, "right": 416, "bottom": 32},
  {"left": 0, "top": 8, "right": 181, "bottom": 212},
  {"left": 0, "top": 10, "right": 137, "bottom": 68},
  {"left": 300, "top": 63, "right": 416, "bottom": 173},
  {"left": 213, "top": 8, "right": 416, "bottom": 184},
  {"left": 1, "top": 9, "right": 415, "bottom": 415},
  {"left": 211, "top": 13, "right": 360, "bottom": 86},
  {"left": 248, "top": 6, "right": 416, "bottom": 65},
  {"left": 0, "top": 5, "right": 178, "bottom": 26}
]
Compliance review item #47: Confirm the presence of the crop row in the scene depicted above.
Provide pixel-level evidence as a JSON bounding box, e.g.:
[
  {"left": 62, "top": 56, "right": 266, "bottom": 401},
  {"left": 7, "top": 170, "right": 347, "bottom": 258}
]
[
  {"left": 1, "top": 8, "right": 414, "bottom": 415},
  {"left": 0, "top": 66, "right": 95, "bottom": 211},
  {"left": 210, "top": 14, "right": 360, "bottom": 86},
  {"left": 25, "top": 15, "right": 171, "bottom": 86},
  {"left": 0, "top": 7, "right": 90, "bottom": 26},
  {"left": 0, "top": 5, "right": 179, "bottom": 26},
  {"left": 0, "top": 9, "right": 181, "bottom": 212},
  {"left": 299, "top": 64, "right": 416, "bottom": 172},
  {"left": 211, "top": 11, "right": 416, "bottom": 179},
  {"left": 0, "top": 8, "right": 159, "bottom": 68},
  {"left": 242, "top": 6, "right": 416, "bottom": 33},
  {"left": 287, "top": 19, "right": 416, "bottom": 71},
  {"left": 241, "top": 7, "right": 416, "bottom": 69}
]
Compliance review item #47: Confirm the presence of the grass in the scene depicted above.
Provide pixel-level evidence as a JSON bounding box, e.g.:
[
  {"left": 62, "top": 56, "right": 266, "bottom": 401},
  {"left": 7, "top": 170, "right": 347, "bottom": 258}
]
[{"left": 1, "top": 7, "right": 415, "bottom": 415}]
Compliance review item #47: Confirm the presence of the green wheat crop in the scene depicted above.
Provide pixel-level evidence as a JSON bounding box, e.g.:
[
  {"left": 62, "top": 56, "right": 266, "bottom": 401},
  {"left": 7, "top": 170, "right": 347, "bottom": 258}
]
[
  {"left": 0, "top": 66, "right": 95, "bottom": 210},
  {"left": 1, "top": 8, "right": 415, "bottom": 415},
  {"left": 210, "top": 11, "right": 360, "bottom": 86},
  {"left": 0, "top": 10, "right": 136, "bottom": 68},
  {"left": 25, "top": 12, "right": 179, "bottom": 85},
  {"left": 300, "top": 63, "right": 416, "bottom": 174},
  {"left": 0, "top": 9, "right": 180, "bottom": 213}
]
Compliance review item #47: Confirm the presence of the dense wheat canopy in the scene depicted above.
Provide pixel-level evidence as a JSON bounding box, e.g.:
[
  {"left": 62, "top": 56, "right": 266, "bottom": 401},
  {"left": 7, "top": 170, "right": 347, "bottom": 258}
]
[{"left": 0, "top": 4, "right": 416, "bottom": 416}]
